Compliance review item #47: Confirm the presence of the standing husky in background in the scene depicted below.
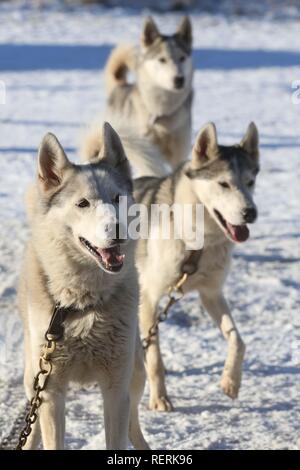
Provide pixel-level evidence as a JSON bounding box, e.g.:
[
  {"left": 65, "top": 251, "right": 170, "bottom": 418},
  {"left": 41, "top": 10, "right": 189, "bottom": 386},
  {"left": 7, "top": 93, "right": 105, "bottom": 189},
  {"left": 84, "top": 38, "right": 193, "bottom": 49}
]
[
  {"left": 18, "top": 123, "right": 149, "bottom": 449},
  {"left": 104, "top": 16, "right": 193, "bottom": 170},
  {"left": 134, "top": 122, "right": 260, "bottom": 411}
]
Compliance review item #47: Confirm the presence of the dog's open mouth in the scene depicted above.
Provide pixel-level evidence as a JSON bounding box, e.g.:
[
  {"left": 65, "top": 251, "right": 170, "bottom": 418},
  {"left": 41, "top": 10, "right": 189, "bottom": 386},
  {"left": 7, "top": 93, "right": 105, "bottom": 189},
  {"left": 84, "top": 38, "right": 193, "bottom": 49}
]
[
  {"left": 79, "top": 236, "right": 125, "bottom": 273},
  {"left": 214, "top": 209, "right": 249, "bottom": 243}
]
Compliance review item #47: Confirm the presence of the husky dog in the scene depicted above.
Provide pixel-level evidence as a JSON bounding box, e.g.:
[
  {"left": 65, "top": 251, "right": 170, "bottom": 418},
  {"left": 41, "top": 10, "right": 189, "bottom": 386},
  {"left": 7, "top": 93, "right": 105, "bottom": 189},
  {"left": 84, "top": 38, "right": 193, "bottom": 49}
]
[
  {"left": 18, "top": 123, "right": 149, "bottom": 449},
  {"left": 134, "top": 122, "right": 260, "bottom": 411},
  {"left": 104, "top": 16, "right": 193, "bottom": 171},
  {"left": 81, "top": 120, "right": 168, "bottom": 178}
]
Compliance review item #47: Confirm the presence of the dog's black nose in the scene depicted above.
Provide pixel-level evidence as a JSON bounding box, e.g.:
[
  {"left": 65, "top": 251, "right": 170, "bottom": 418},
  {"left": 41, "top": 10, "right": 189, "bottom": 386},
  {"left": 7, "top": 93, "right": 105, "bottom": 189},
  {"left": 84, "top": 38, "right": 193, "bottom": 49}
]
[
  {"left": 174, "top": 75, "right": 184, "bottom": 89},
  {"left": 243, "top": 207, "right": 257, "bottom": 223}
]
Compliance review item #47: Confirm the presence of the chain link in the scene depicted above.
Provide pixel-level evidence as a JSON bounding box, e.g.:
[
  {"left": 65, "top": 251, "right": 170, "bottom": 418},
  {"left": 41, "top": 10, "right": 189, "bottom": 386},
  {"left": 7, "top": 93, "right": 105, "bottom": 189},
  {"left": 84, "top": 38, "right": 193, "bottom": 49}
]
[
  {"left": 16, "top": 339, "right": 56, "bottom": 450},
  {"left": 0, "top": 403, "right": 29, "bottom": 450},
  {"left": 0, "top": 303, "right": 67, "bottom": 450}
]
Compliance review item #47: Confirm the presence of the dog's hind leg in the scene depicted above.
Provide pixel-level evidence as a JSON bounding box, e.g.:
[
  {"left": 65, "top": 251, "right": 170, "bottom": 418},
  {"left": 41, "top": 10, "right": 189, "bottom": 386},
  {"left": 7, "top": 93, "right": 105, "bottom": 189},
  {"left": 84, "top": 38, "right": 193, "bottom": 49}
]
[
  {"left": 129, "top": 337, "right": 150, "bottom": 449},
  {"left": 139, "top": 293, "right": 173, "bottom": 412},
  {"left": 199, "top": 289, "right": 246, "bottom": 399}
]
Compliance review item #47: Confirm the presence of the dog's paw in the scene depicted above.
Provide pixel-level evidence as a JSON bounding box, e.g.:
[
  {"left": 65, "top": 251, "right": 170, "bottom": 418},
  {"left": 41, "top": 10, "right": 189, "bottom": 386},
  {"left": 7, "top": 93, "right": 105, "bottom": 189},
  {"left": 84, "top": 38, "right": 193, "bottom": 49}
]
[
  {"left": 220, "top": 374, "right": 241, "bottom": 399},
  {"left": 149, "top": 395, "right": 174, "bottom": 412}
]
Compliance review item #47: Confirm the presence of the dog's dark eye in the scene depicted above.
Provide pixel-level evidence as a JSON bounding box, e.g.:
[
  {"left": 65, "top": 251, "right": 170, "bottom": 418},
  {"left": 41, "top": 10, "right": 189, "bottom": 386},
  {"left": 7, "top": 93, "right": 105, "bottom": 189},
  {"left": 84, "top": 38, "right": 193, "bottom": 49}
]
[
  {"left": 76, "top": 199, "right": 90, "bottom": 208},
  {"left": 159, "top": 57, "right": 166, "bottom": 64},
  {"left": 219, "top": 181, "right": 230, "bottom": 189},
  {"left": 114, "top": 194, "right": 121, "bottom": 204},
  {"left": 180, "top": 56, "right": 186, "bottom": 62},
  {"left": 248, "top": 180, "right": 255, "bottom": 188}
]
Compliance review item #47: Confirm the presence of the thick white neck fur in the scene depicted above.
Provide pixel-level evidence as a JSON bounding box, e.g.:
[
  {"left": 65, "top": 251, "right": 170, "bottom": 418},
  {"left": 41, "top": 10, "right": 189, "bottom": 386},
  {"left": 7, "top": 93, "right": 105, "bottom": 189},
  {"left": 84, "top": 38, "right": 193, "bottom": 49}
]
[{"left": 137, "top": 68, "right": 191, "bottom": 118}]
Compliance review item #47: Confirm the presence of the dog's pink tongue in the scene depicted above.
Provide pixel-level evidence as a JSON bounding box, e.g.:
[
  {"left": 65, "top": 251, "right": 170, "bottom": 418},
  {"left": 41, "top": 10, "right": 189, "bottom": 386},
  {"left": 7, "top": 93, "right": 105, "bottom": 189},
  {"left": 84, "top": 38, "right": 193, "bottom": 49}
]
[
  {"left": 99, "top": 247, "right": 125, "bottom": 266},
  {"left": 226, "top": 222, "right": 249, "bottom": 242}
]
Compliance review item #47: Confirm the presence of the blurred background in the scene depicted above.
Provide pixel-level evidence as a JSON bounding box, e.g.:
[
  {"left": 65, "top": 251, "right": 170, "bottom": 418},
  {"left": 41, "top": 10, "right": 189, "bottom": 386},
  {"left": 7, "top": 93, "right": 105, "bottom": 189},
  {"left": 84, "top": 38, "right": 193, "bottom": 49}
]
[{"left": 1, "top": 0, "right": 300, "bottom": 17}]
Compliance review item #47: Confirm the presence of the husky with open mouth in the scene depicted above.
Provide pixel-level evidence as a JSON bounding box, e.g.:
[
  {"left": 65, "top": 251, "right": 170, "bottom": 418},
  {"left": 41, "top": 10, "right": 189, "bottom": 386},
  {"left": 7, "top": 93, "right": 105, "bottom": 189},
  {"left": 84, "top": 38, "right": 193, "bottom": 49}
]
[
  {"left": 134, "top": 122, "right": 260, "bottom": 411},
  {"left": 18, "top": 122, "right": 149, "bottom": 449}
]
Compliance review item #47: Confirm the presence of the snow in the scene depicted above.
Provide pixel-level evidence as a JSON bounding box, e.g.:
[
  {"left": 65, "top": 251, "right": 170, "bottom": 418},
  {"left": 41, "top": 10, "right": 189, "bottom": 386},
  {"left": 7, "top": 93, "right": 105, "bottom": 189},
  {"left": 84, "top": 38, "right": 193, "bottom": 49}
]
[{"left": 0, "top": 2, "right": 299, "bottom": 450}]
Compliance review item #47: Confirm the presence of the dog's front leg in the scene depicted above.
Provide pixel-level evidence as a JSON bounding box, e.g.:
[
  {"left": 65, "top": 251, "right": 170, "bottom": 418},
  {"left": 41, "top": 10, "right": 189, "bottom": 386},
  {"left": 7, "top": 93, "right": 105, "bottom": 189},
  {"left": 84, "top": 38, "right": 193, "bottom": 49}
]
[
  {"left": 139, "top": 293, "right": 173, "bottom": 412},
  {"left": 102, "top": 387, "right": 130, "bottom": 450},
  {"left": 199, "top": 290, "right": 246, "bottom": 399},
  {"left": 129, "top": 336, "right": 150, "bottom": 450},
  {"left": 23, "top": 360, "right": 41, "bottom": 450},
  {"left": 39, "top": 384, "right": 66, "bottom": 450},
  {"left": 23, "top": 340, "right": 66, "bottom": 450}
]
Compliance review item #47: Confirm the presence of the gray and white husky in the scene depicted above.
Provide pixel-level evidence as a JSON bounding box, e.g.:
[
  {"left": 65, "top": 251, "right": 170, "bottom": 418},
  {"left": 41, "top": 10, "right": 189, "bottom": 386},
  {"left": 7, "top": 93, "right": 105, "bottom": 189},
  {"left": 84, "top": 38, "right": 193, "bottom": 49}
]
[
  {"left": 134, "top": 122, "right": 260, "bottom": 411},
  {"left": 18, "top": 123, "right": 149, "bottom": 449},
  {"left": 104, "top": 16, "right": 193, "bottom": 171}
]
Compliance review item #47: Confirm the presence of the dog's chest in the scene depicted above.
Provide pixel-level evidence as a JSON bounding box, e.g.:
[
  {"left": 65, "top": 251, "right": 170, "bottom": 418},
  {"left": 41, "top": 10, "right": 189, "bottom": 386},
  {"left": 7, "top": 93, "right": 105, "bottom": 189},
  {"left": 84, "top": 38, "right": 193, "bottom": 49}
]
[
  {"left": 52, "top": 309, "right": 130, "bottom": 373},
  {"left": 183, "top": 242, "right": 232, "bottom": 292}
]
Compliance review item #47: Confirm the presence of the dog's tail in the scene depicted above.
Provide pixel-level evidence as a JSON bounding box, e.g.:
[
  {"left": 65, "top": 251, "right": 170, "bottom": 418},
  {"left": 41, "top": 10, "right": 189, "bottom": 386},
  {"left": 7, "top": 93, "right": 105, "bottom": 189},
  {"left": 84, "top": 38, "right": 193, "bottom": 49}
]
[
  {"left": 80, "top": 122, "right": 168, "bottom": 178},
  {"left": 105, "top": 44, "right": 137, "bottom": 95}
]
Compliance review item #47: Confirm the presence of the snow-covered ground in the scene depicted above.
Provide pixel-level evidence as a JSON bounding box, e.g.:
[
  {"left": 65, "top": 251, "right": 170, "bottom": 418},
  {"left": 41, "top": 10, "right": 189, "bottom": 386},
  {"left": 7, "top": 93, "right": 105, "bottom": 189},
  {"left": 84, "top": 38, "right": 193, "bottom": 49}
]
[{"left": 0, "top": 3, "right": 299, "bottom": 450}]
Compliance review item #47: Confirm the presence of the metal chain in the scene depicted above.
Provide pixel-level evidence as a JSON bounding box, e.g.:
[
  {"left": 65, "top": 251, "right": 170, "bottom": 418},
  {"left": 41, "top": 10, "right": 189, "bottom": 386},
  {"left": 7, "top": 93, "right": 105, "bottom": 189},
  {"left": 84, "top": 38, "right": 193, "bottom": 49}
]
[
  {"left": 0, "top": 403, "right": 30, "bottom": 450},
  {"left": 142, "top": 272, "right": 188, "bottom": 351},
  {"left": 16, "top": 339, "right": 56, "bottom": 450},
  {"left": 0, "top": 303, "right": 68, "bottom": 450}
]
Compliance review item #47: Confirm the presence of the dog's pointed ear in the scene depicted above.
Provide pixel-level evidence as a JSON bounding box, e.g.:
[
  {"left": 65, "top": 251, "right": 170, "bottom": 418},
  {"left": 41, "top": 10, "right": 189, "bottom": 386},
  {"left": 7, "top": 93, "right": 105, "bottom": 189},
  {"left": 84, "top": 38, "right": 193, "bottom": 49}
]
[
  {"left": 176, "top": 16, "right": 192, "bottom": 51},
  {"left": 100, "top": 122, "right": 127, "bottom": 167},
  {"left": 100, "top": 122, "right": 132, "bottom": 185},
  {"left": 186, "top": 123, "right": 218, "bottom": 178},
  {"left": 38, "top": 133, "right": 72, "bottom": 190},
  {"left": 192, "top": 122, "right": 218, "bottom": 165},
  {"left": 240, "top": 122, "right": 259, "bottom": 161},
  {"left": 141, "top": 17, "right": 160, "bottom": 48}
]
